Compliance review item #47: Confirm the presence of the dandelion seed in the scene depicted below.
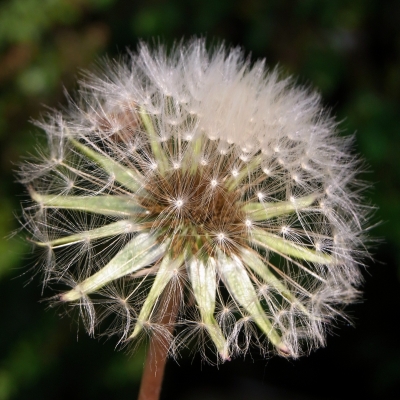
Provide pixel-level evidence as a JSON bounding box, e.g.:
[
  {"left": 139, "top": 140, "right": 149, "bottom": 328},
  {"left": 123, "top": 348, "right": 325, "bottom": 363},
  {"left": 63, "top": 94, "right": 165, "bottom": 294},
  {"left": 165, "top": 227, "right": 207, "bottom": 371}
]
[
  {"left": 217, "top": 233, "right": 226, "bottom": 242},
  {"left": 19, "top": 39, "right": 371, "bottom": 367}
]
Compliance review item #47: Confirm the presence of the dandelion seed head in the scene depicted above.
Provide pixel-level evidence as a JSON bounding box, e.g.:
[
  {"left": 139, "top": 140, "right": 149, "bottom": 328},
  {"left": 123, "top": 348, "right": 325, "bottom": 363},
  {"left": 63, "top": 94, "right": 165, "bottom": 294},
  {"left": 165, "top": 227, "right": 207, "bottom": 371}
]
[{"left": 19, "top": 39, "right": 372, "bottom": 362}]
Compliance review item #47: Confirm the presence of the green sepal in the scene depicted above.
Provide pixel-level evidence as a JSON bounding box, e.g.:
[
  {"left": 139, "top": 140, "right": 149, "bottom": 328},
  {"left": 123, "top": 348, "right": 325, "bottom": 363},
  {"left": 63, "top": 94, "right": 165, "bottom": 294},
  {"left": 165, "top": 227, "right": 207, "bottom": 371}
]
[
  {"left": 70, "top": 138, "right": 144, "bottom": 193},
  {"left": 35, "top": 219, "right": 145, "bottom": 248},
  {"left": 225, "top": 156, "right": 261, "bottom": 191},
  {"left": 239, "top": 246, "right": 310, "bottom": 316},
  {"left": 217, "top": 251, "right": 289, "bottom": 355},
  {"left": 251, "top": 229, "right": 333, "bottom": 265},
  {"left": 188, "top": 256, "right": 229, "bottom": 360},
  {"left": 30, "top": 190, "right": 147, "bottom": 217},
  {"left": 139, "top": 109, "right": 169, "bottom": 175},
  {"left": 61, "top": 233, "right": 167, "bottom": 301},
  {"left": 242, "top": 194, "right": 319, "bottom": 221},
  {"left": 184, "top": 136, "right": 204, "bottom": 175},
  {"left": 128, "top": 252, "right": 185, "bottom": 340}
]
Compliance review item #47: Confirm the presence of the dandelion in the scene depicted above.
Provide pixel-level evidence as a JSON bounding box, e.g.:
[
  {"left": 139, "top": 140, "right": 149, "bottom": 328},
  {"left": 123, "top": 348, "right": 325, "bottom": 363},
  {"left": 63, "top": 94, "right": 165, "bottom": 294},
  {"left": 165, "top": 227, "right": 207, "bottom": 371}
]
[{"left": 20, "top": 39, "right": 370, "bottom": 397}]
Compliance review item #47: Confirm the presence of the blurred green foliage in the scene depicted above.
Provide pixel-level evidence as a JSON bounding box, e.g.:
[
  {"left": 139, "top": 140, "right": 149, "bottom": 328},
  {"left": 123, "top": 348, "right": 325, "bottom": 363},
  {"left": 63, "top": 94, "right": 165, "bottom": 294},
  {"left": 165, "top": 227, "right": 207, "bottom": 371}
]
[{"left": 1, "top": 0, "right": 399, "bottom": 399}]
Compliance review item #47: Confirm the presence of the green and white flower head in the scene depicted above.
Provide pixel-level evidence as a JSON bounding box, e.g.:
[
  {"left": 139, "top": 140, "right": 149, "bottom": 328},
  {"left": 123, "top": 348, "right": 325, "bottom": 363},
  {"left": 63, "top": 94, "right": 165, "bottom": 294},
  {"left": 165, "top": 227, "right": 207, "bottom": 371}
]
[{"left": 21, "top": 39, "right": 369, "bottom": 361}]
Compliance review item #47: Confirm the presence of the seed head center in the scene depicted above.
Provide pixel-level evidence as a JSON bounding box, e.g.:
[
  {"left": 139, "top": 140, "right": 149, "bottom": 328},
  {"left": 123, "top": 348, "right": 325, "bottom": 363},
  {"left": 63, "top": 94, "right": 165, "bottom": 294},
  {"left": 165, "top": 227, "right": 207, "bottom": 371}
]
[{"left": 142, "top": 168, "right": 244, "bottom": 254}]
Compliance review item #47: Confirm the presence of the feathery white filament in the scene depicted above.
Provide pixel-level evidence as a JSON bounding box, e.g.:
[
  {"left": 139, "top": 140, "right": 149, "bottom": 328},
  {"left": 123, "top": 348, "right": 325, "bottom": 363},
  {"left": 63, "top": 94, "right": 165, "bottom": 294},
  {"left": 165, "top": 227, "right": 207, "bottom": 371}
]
[{"left": 20, "top": 39, "right": 370, "bottom": 362}]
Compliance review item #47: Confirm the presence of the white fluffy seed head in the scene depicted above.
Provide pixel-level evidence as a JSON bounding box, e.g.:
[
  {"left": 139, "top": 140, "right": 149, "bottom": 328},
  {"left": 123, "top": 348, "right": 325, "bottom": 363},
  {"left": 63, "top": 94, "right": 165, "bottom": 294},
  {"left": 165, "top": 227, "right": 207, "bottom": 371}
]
[{"left": 19, "top": 39, "right": 371, "bottom": 363}]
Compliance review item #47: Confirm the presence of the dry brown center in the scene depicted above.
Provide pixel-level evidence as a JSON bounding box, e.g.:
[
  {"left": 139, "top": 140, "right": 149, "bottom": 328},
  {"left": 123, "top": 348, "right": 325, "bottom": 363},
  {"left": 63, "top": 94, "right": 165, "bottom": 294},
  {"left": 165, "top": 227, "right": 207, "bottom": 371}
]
[{"left": 140, "top": 169, "right": 246, "bottom": 254}]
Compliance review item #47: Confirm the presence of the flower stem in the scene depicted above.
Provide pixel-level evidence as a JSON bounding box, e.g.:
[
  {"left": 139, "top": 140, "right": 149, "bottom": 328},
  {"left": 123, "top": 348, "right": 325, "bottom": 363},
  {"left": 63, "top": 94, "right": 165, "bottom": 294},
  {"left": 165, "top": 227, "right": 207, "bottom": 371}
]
[
  {"left": 137, "top": 285, "right": 180, "bottom": 400},
  {"left": 137, "top": 338, "right": 168, "bottom": 400}
]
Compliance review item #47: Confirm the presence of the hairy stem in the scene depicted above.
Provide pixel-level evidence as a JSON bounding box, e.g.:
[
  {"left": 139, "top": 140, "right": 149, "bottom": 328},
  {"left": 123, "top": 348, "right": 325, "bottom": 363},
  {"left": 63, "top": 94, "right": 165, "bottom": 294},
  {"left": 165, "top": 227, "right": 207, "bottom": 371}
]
[
  {"left": 137, "top": 284, "right": 181, "bottom": 400},
  {"left": 137, "top": 339, "right": 168, "bottom": 400}
]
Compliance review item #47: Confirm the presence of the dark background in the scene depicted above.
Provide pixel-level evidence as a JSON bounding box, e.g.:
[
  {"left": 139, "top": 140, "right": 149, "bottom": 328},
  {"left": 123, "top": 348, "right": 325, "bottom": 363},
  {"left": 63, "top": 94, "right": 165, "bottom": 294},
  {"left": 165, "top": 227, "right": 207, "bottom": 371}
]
[{"left": 1, "top": 0, "right": 399, "bottom": 399}]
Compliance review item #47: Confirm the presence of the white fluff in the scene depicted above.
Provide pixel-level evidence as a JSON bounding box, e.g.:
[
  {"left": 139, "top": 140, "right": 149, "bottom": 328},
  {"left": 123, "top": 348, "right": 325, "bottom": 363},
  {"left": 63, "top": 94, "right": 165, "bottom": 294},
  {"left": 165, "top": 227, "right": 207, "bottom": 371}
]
[{"left": 20, "top": 39, "right": 371, "bottom": 362}]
